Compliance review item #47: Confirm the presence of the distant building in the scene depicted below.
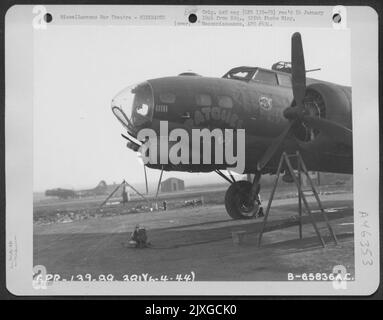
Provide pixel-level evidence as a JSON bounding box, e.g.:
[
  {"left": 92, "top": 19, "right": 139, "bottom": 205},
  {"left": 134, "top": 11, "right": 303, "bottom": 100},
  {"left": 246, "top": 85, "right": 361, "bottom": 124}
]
[{"left": 160, "top": 178, "right": 185, "bottom": 193}]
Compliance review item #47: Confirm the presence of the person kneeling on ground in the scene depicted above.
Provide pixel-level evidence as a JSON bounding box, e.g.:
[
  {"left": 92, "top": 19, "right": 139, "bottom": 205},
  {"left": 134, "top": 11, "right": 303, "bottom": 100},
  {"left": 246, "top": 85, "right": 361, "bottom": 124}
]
[{"left": 130, "top": 225, "right": 148, "bottom": 248}]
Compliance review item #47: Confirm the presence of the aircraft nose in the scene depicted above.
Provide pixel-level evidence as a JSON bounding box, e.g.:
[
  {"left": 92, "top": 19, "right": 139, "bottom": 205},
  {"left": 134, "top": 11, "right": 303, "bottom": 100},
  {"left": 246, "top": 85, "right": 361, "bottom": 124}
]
[
  {"left": 111, "top": 84, "right": 138, "bottom": 129},
  {"left": 111, "top": 81, "right": 154, "bottom": 133}
]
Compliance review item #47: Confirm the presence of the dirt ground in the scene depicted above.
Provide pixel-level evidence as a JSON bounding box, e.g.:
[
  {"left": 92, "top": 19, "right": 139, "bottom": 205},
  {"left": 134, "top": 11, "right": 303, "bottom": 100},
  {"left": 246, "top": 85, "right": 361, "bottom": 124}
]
[{"left": 34, "top": 193, "right": 354, "bottom": 281}]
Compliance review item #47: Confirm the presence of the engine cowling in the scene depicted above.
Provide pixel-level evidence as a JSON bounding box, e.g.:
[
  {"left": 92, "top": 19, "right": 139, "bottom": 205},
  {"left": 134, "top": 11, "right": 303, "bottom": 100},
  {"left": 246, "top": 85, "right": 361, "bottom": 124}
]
[
  {"left": 308, "top": 82, "right": 352, "bottom": 129},
  {"left": 292, "top": 82, "right": 352, "bottom": 142}
]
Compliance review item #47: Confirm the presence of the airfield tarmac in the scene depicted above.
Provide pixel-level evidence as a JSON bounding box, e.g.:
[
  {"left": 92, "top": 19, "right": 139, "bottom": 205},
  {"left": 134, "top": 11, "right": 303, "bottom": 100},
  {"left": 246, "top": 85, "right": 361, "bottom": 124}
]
[{"left": 34, "top": 193, "right": 354, "bottom": 281}]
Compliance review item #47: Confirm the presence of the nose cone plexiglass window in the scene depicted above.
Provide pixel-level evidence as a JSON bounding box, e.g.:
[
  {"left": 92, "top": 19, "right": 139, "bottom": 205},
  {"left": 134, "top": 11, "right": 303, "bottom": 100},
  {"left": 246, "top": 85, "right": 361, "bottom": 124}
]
[{"left": 111, "top": 81, "right": 154, "bottom": 133}]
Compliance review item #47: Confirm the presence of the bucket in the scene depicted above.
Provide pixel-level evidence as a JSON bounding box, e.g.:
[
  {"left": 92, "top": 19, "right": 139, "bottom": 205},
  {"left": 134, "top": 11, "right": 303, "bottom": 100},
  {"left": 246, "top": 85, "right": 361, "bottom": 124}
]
[{"left": 127, "top": 240, "right": 137, "bottom": 248}]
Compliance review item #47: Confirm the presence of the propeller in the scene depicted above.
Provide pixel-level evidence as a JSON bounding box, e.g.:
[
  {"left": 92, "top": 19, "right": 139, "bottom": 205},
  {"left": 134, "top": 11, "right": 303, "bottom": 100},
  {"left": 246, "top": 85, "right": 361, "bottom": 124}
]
[
  {"left": 257, "top": 32, "right": 351, "bottom": 171},
  {"left": 291, "top": 32, "right": 306, "bottom": 111},
  {"left": 256, "top": 122, "right": 293, "bottom": 171},
  {"left": 257, "top": 33, "right": 304, "bottom": 171}
]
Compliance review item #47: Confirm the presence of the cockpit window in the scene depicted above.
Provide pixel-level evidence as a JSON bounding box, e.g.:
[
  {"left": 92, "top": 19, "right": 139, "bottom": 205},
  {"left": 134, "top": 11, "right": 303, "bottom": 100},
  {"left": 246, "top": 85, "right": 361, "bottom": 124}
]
[
  {"left": 230, "top": 71, "right": 250, "bottom": 78},
  {"left": 159, "top": 92, "right": 176, "bottom": 104},
  {"left": 111, "top": 81, "right": 154, "bottom": 133},
  {"left": 253, "top": 70, "right": 278, "bottom": 86},
  {"left": 196, "top": 94, "right": 212, "bottom": 107},
  {"left": 224, "top": 70, "right": 255, "bottom": 81}
]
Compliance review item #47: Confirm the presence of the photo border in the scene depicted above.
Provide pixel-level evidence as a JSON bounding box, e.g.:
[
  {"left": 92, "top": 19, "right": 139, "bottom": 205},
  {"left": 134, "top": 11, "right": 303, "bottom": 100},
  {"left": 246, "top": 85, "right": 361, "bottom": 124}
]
[{"left": 1, "top": 0, "right": 381, "bottom": 298}]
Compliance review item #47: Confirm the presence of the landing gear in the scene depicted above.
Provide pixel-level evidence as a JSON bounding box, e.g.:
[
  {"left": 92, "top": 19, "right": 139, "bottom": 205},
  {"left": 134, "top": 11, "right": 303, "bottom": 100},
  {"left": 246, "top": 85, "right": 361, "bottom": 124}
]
[
  {"left": 225, "top": 181, "right": 261, "bottom": 219},
  {"left": 215, "top": 170, "right": 263, "bottom": 220}
]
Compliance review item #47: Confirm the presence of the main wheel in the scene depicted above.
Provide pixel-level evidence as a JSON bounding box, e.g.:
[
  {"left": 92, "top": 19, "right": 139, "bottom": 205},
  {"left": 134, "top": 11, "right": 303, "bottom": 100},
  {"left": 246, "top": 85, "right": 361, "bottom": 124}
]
[{"left": 225, "top": 180, "right": 259, "bottom": 219}]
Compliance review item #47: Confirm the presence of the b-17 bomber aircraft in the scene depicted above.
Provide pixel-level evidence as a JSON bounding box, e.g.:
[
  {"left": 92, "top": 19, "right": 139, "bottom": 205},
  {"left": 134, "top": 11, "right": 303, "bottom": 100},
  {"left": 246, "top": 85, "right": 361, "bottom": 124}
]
[
  {"left": 45, "top": 180, "right": 108, "bottom": 199},
  {"left": 111, "top": 32, "right": 352, "bottom": 219}
]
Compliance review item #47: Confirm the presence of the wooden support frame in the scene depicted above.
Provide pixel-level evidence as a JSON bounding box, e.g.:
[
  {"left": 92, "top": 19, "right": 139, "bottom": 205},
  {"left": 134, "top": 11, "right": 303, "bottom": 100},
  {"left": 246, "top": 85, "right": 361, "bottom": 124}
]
[
  {"left": 258, "top": 151, "right": 338, "bottom": 248},
  {"left": 99, "top": 179, "right": 151, "bottom": 209}
]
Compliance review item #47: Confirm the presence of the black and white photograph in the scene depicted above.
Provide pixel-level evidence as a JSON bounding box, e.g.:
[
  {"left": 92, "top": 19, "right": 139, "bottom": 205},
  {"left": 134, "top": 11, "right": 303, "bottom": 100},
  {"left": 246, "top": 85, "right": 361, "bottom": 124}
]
[{"left": 4, "top": 5, "right": 379, "bottom": 296}]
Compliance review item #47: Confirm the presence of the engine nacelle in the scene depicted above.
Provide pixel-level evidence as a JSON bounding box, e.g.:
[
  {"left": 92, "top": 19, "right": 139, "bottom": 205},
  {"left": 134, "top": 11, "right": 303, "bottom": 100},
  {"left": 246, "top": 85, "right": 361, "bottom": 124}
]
[
  {"left": 306, "top": 82, "right": 352, "bottom": 129},
  {"left": 292, "top": 82, "right": 352, "bottom": 143}
]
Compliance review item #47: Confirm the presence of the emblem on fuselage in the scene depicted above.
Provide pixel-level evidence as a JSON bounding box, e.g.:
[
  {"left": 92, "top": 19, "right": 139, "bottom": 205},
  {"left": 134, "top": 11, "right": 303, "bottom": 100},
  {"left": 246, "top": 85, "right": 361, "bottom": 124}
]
[{"left": 259, "top": 96, "right": 273, "bottom": 110}]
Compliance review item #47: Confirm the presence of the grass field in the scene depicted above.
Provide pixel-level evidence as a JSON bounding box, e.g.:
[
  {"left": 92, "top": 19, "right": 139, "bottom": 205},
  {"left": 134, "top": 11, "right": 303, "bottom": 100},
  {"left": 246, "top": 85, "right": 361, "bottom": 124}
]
[
  {"left": 34, "top": 193, "right": 354, "bottom": 282},
  {"left": 34, "top": 181, "right": 352, "bottom": 225}
]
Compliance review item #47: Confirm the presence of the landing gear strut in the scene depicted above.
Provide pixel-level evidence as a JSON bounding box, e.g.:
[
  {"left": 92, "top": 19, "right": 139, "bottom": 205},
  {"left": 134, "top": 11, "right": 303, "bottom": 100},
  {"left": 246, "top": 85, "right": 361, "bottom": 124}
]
[{"left": 216, "top": 170, "right": 263, "bottom": 220}]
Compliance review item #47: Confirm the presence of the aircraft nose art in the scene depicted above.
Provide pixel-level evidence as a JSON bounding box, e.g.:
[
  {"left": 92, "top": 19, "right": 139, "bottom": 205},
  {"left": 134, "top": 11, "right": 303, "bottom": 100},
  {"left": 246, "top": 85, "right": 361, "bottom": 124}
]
[{"left": 111, "top": 81, "right": 155, "bottom": 134}]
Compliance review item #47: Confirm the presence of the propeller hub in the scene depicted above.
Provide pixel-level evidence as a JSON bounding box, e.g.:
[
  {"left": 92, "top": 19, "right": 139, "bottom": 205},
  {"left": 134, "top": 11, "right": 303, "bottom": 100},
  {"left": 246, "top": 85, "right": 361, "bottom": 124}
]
[{"left": 283, "top": 106, "right": 304, "bottom": 120}]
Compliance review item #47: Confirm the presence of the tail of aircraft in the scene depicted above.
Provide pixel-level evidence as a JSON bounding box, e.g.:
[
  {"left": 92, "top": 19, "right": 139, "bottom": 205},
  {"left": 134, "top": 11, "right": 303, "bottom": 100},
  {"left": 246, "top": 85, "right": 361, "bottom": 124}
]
[
  {"left": 96, "top": 180, "right": 107, "bottom": 189},
  {"left": 92, "top": 180, "right": 107, "bottom": 194}
]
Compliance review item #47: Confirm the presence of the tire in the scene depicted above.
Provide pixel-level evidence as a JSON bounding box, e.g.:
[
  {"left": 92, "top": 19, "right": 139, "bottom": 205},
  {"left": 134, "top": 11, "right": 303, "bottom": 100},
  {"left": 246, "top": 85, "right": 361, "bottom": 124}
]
[{"left": 225, "top": 181, "right": 259, "bottom": 219}]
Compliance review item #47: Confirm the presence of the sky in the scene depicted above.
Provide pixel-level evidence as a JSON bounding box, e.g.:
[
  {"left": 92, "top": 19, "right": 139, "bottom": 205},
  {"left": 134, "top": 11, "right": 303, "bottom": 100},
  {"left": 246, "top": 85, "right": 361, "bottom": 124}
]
[{"left": 33, "top": 26, "right": 351, "bottom": 191}]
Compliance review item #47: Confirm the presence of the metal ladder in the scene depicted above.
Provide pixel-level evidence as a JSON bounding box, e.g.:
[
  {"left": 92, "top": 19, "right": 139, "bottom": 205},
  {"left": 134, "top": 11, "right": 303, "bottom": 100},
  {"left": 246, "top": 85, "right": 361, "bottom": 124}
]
[{"left": 258, "top": 151, "right": 338, "bottom": 248}]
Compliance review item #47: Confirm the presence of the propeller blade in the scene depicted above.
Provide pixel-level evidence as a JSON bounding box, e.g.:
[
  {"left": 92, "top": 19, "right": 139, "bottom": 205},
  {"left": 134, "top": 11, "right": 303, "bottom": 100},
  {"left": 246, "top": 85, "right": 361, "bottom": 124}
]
[
  {"left": 291, "top": 32, "right": 306, "bottom": 107},
  {"left": 303, "top": 116, "right": 352, "bottom": 146},
  {"left": 257, "top": 122, "right": 294, "bottom": 171}
]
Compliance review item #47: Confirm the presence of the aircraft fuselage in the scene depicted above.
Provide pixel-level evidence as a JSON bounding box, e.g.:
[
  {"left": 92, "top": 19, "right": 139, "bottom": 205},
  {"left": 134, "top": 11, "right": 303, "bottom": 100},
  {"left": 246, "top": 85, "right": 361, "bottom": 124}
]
[{"left": 112, "top": 67, "right": 352, "bottom": 175}]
